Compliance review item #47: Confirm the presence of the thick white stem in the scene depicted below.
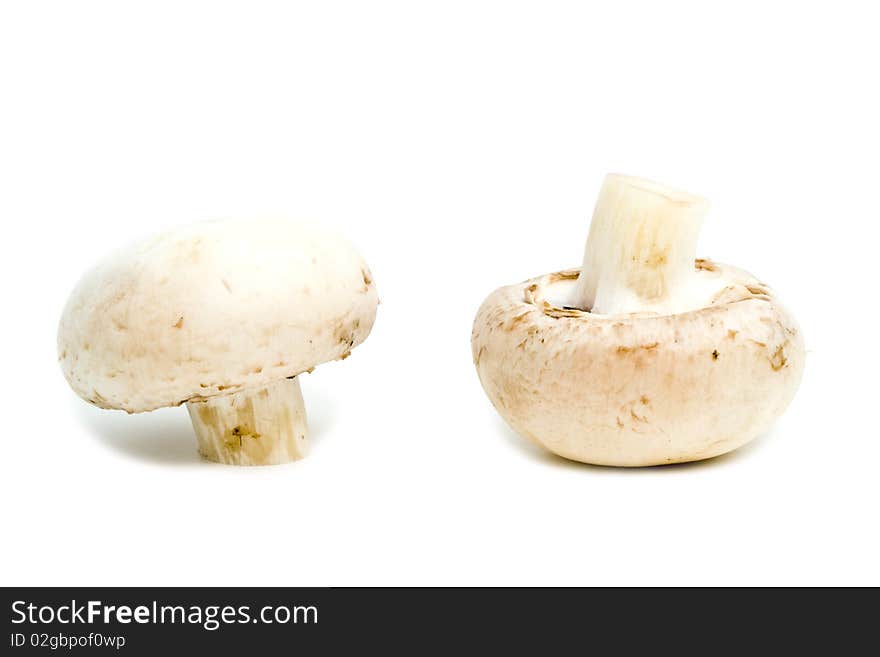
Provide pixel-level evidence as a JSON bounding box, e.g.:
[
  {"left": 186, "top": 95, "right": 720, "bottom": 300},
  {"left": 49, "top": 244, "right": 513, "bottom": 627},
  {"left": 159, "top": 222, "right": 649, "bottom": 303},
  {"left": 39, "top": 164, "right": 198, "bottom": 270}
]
[
  {"left": 570, "top": 174, "right": 710, "bottom": 315},
  {"left": 186, "top": 377, "right": 308, "bottom": 466}
]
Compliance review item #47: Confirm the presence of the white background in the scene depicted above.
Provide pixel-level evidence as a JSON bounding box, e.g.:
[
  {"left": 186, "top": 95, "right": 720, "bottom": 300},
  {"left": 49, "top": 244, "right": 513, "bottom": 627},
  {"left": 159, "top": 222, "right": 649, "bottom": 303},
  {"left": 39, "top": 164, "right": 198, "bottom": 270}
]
[{"left": 1, "top": 1, "right": 877, "bottom": 586}]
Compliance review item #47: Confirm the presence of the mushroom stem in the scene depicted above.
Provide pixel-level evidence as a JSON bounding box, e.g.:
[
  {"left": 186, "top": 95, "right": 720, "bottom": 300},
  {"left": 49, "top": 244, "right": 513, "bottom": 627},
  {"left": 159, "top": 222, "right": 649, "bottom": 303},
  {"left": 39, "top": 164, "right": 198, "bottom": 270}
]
[
  {"left": 570, "top": 174, "right": 710, "bottom": 315},
  {"left": 185, "top": 377, "right": 308, "bottom": 465}
]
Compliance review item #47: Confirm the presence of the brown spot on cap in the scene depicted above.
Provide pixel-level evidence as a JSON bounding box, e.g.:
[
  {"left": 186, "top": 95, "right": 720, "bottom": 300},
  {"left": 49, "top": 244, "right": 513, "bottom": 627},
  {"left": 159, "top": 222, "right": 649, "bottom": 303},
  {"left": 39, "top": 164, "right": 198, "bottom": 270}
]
[
  {"left": 770, "top": 344, "right": 787, "bottom": 371},
  {"left": 617, "top": 342, "right": 659, "bottom": 355},
  {"left": 547, "top": 270, "right": 580, "bottom": 283},
  {"left": 505, "top": 312, "right": 531, "bottom": 331}
]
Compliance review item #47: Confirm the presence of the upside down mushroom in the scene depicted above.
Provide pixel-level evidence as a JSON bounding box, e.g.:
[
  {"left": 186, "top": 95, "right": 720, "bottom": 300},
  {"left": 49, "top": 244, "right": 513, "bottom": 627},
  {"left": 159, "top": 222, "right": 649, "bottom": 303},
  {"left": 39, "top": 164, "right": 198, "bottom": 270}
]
[
  {"left": 471, "top": 174, "right": 804, "bottom": 466},
  {"left": 59, "top": 218, "right": 378, "bottom": 466}
]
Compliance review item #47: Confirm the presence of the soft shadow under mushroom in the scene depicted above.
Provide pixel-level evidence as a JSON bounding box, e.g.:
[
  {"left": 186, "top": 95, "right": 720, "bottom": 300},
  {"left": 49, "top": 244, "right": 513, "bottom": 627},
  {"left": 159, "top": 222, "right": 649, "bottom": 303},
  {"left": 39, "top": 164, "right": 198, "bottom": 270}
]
[
  {"left": 77, "top": 403, "right": 201, "bottom": 466},
  {"left": 496, "top": 417, "right": 772, "bottom": 473}
]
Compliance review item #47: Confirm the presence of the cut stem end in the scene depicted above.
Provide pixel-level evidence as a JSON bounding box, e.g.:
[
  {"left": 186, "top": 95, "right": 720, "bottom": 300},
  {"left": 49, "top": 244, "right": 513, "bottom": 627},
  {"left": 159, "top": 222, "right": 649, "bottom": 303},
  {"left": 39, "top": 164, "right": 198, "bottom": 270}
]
[{"left": 571, "top": 174, "right": 710, "bottom": 315}]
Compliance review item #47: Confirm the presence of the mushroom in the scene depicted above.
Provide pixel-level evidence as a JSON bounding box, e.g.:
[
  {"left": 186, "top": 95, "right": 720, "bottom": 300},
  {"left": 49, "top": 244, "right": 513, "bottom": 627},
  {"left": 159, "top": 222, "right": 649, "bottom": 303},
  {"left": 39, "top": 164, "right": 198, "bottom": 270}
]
[
  {"left": 59, "top": 218, "right": 378, "bottom": 466},
  {"left": 471, "top": 174, "right": 804, "bottom": 466}
]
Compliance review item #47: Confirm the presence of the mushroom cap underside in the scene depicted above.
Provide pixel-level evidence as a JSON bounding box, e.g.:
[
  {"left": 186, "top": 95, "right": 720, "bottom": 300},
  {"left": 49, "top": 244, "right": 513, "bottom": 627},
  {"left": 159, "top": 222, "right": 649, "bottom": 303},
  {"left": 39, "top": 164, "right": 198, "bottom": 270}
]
[
  {"left": 58, "top": 218, "right": 378, "bottom": 413},
  {"left": 471, "top": 261, "right": 805, "bottom": 466}
]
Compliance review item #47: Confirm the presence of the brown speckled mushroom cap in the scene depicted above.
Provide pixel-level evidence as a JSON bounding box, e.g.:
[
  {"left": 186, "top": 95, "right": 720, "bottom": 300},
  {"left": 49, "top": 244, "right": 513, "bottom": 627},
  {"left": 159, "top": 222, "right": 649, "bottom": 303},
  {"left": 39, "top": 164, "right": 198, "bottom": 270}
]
[
  {"left": 59, "top": 218, "right": 378, "bottom": 413},
  {"left": 471, "top": 260, "right": 805, "bottom": 466}
]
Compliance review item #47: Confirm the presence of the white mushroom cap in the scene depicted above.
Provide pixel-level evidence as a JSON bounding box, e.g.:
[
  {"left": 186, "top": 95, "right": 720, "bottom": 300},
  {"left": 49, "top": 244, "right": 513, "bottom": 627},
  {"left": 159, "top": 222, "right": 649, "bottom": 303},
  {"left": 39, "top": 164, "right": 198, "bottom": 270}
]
[
  {"left": 472, "top": 262, "right": 804, "bottom": 466},
  {"left": 59, "top": 218, "right": 378, "bottom": 413}
]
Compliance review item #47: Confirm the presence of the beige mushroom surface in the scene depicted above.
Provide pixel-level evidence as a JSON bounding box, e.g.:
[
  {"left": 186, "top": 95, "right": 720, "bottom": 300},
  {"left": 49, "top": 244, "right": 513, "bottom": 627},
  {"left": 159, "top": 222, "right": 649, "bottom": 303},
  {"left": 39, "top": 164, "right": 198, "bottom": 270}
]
[
  {"left": 471, "top": 175, "right": 804, "bottom": 466},
  {"left": 59, "top": 218, "right": 378, "bottom": 465}
]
